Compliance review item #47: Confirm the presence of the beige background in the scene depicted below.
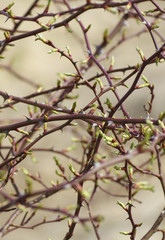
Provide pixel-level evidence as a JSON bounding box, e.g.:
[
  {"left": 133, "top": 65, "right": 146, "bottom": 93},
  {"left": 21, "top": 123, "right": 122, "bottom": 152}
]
[{"left": 0, "top": 1, "right": 165, "bottom": 239}]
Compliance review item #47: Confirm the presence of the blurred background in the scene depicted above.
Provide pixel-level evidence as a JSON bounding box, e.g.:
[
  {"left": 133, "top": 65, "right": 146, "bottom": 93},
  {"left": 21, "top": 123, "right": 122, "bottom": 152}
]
[{"left": 0, "top": 1, "right": 165, "bottom": 239}]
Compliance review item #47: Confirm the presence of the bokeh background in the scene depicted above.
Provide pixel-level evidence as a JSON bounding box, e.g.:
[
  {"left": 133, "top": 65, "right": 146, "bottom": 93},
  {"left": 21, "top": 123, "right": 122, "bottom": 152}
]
[{"left": 0, "top": 1, "right": 165, "bottom": 239}]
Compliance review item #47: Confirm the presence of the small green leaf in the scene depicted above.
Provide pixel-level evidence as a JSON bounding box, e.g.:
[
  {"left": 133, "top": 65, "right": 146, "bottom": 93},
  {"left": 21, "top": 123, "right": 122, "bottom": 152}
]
[
  {"left": 35, "top": 34, "right": 48, "bottom": 43},
  {"left": 110, "top": 56, "right": 115, "bottom": 68},
  {"left": 69, "top": 164, "right": 80, "bottom": 176},
  {"left": 22, "top": 167, "right": 29, "bottom": 175},
  {"left": 51, "top": 110, "right": 58, "bottom": 114},
  {"left": 158, "top": 120, "right": 165, "bottom": 130},
  {"left": 128, "top": 166, "right": 133, "bottom": 177},
  {"left": 136, "top": 46, "right": 146, "bottom": 61},
  {"left": 0, "top": 133, "right": 5, "bottom": 144},
  {"left": 138, "top": 83, "right": 149, "bottom": 88},
  {"left": 47, "top": 16, "right": 56, "bottom": 26},
  {"left": 5, "top": 2, "right": 15, "bottom": 10},
  {"left": 126, "top": 2, "right": 132, "bottom": 9},
  {"left": 66, "top": 145, "right": 76, "bottom": 152},
  {"left": 31, "top": 154, "right": 37, "bottom": 163},
  {"left": 96, "top": 78, "right": 103, "bottom": 89},
  {"left": 82, "top": 57, "right": 90, "bottom": 64},
  {"left": 55, "top": 170, "right": 64, "bottom": 177},
  {"left": 64, "top": 73, "right": 77, "bottom": 77},
  {"left": 0, "top": 170, "right": 6, "bottom": 181},
  {"left": 66, "top": 45, "right": 71, "bottom": 56},
  {"left": 4, "top": 31, "right": 11, "bottom": 40},
  {"left": 80, "top": 188, "right": 90, "bottom": 199},
  {"left": 120, "top": 231, "right": 130, "bottom": 235},
  {"left": 48, "top": 48, "right": 58, "bottom": 54},
  {"left": 57, "top": 79, "right": 61, "bottom": 87},
  {"left": 114, "top": 165, "right": 122, "bottom": 171},
  {"left": 150, "top": 154, "right": 156, "bottom": 164},
  {"left": 146, "top": 119, "right": 154, "bottom": 130},
  {"left": 6, "top": 9, "right": 15, "bottom": 17},
  {"left": 65, "top": 204, "right": 77, "bottom": 211},
  {"left": 26, "top": 176, "right": 33, "bottom": 193},
  {"left": 65, "top": 24, "right": 73, "bottom": 33},
  {"left": 101, "top": 178, "right": 110, "bottom": 184},
  {"left": 142, "top": 75, "right": 149, "bottom": 83},
  {"left": 159, "top": 111, "right": 165, "bottom": 121},
  {"left": 38, "top": 22, "right": 50, "bottom": 30},
  {"left": 135, "top": 181, "right": 154, "bottom": 192},
  {"left": 17, "top": 204, "right": 26, "bottom": 212},
  {"left": 152, "top": 25, "right": 159, "bottom": 29},
  {"left": 117, "top": 200, "right": 126, "bottom": 210},
  {"left": 103, "top": 28, "right": 109, "bottom": 43},
  {"left": 17, "top": 128, "right": 29, "bottom": 135},
  {"left": 71, "top": 101, "right": 77, "bottom": 112},
  {"left": 85, "top": 24, "right": 91, "bottom": 33}
]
